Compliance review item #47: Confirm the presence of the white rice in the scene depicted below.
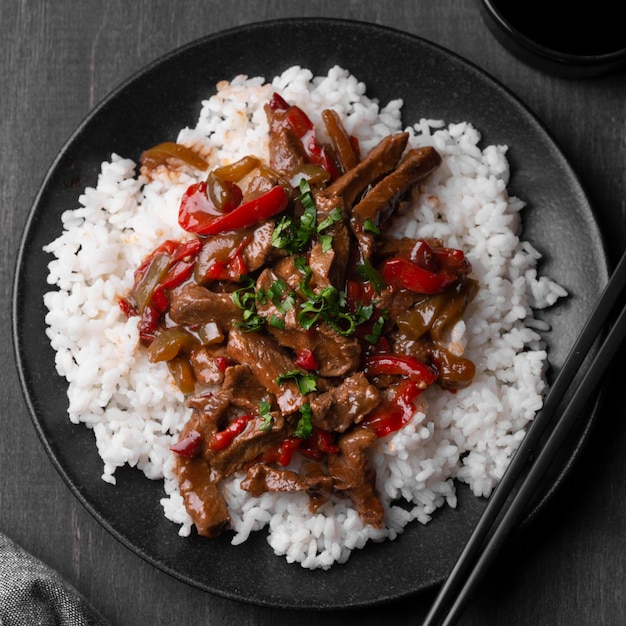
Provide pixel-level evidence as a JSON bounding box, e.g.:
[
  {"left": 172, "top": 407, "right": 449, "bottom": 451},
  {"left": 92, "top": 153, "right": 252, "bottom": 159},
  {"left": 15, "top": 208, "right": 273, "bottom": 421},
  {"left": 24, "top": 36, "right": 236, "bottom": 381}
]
[{"left": 43, "top": 65, "right": 566, "bottom": 569}]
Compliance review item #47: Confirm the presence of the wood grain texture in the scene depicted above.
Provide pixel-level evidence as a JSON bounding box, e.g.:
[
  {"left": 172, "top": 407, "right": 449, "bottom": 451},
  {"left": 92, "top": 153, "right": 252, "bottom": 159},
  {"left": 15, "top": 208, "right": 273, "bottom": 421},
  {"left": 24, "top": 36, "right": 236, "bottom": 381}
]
[{"left": 2, "top": 1, "right": 625, "bottom": 624}]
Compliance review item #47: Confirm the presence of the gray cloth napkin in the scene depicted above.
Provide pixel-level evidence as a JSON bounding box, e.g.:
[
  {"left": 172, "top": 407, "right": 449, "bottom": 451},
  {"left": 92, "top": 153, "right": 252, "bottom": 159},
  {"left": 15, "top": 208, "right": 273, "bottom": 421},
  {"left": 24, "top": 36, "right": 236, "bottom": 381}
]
[{"left": 0, "top": 532, "right": 108, "bottom": 626}]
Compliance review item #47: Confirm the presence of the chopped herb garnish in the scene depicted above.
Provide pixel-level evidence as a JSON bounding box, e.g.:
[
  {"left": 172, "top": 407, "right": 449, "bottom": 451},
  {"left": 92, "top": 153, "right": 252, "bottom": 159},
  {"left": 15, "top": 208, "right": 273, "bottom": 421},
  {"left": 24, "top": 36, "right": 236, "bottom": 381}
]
[
  {"left": 271, "top": 180, "right": 317, "bottom": 253},
  {"left": 294, "top": 403, "right": 313, "bottom": 439},
  {"left": 258, "top": 400, "right": 273, "bottom": 431},
  {"left": 271, "top": 180, "right": 343, "bottom": 255},
  {"left": 356, "top": 258, "right": 387, "bottom": 295},
  {"left": 267, "top": 279, "right": 295, "bottom": 313},
  {"left": 317, "top": 207, "right": 343, "bottom": 232},
  {"left": 364, "top": 313, "right": 387, "bottom": 345},
  {"left": 299, "top": 179, "right": 317, "bottom": 214},
  {"left": 231, "top": 279, "right": 265, "bottom": 332},
  {"left": 276, "top": 370, "right": 318, "bottom": 395},
  {"left": 268, "top": 314, "right": 285, "bottom": 329},
  {"left": 363, "top": 218, "right": 380, "bottom": 235}
]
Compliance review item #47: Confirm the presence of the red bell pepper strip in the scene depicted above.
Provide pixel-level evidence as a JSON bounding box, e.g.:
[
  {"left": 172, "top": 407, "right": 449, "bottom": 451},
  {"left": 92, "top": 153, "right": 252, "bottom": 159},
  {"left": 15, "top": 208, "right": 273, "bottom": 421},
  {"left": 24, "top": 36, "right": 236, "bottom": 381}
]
[
  {"left": 159, "top": 260, "right": 195, "bottom": 290},
  {"left": 410, "top": 239, "right": 471, "bottom": 276},
  {"left": 170, "top": 429, "right": 202, "bottom": 458},
  {"left": 179, "top": 183, "right": 288, "bottom": 236},
  {"left": 295, "top": 348, "right": 318, "bottom": 371},
  {"left": 170, "top": 238, "right": 203, "bottom": 263},
  {"left": 362, "top": 380, "right": 423, "bottom": 438},
  {"left": 208, "top": 414, "right": 254, "bottom": 451},
  {"left": 213, "top": 356, "right": 231, "bottom": 373},
  {"left": 150, "top": 286, "right": 169, "bottom": 313},
  {"left": 364, "top": 354, "right": 437, "bottom": 388},
  {"left": 134, "top": 240, "right": 179, "bottom": 279},
  {"left": 118, "top": 296, "right": 137, "bottom": 318},
  {"left": 380, "top": 257, "right": 458, "bottom": 295},
  {"left": 204, "top": 251, "right": 248, "bottom": 282},
  {"left": 177, "top": 182, "right": 222, "bottom": 234},
  {"left": 275, "top": 436, "right": 303, "bottom": 466},
  {"left": 299, "top": 427, "right": 339, "bottom": 460},
  {"left": 137, "top": 303, "right": 161, "bottom": 346}
]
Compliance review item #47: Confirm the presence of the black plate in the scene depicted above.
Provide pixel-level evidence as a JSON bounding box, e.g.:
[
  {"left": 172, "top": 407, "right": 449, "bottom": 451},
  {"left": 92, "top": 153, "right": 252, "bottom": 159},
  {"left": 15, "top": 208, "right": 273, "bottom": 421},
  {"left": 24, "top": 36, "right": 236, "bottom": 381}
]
[{"left": 12, "top": 18, "right": 608, "bottom": 610}]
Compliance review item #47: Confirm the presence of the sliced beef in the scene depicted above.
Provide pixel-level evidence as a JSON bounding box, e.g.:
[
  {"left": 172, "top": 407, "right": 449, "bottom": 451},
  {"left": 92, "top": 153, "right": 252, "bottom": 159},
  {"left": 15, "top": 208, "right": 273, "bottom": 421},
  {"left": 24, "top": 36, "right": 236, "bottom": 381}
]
[
  {"left": 308, "top": 241, "right": 334, "bottom": 290},
  {"left": 189, "top": 345, "right": 229, "bottom": 385},
  {"left": 265, "top": 104, "right": 308, "bottom": 176},
  {"left": 254, "top": 268, "right": 300, "bottom": 330},
  {"left": 327, "top": 427, "right": 384, "bottom": 528},
  {"left": 186, "top": 389, "right": 232, "bottom": 425},
  {"left": 318, "top": 132, "right": 409, "bottom": 210},
  {"left": 240, "top": 462, "right": 334, "bottom": 502},
  {"left": 226, "top": 326, "right": 309, "bottom": 414},
  {"left": 352, "top": 146, "right": 442, "bottom": 227},
  {"left": 221, "top": 363, "right": 273, "bottom": 412},
  {"left": 193, "top": 221, "right": 275, "bottom": 285},
  {"left": 177, "top": 459, "right": 230, "bottom": 537},
  {"left": 308, "top": 218, "right": 353, "bottom": 289},
  {"left": 310, "top": 372, "right": 381, "bottom": 432},
  {"left": 242, "top": 221, "right": 275, "bottom": 270},
  {"left": 350, "top": 147, "right": 442, "bottom": 260},
  {"left": 268, "top": 321, "right": 361, "bottom": 378},
  {"left": 174, "top": 405, "right": 231, "bottom": 537},
  {"left": 272, "top": 255, "right": 306, "bottom": 291},
  {"left": 169, "top": 284, "right": 242, "bottom": 331},
  {"left": 311, "top": 324, "right": 361, "bottom": 377},
  {"left": 208, "top": 413, "right": 290, "bottom": 480},
  {"left": 378, "top": 235, "right": 444, "bottom": 260}
]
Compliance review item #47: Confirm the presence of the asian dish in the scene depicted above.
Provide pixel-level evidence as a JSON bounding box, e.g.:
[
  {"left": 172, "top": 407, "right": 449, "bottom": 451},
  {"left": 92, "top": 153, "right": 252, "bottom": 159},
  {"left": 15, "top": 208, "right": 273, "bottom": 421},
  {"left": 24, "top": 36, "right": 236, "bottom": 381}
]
[{"left": 43, "top": 66, "right": 565, "bottom": 569}]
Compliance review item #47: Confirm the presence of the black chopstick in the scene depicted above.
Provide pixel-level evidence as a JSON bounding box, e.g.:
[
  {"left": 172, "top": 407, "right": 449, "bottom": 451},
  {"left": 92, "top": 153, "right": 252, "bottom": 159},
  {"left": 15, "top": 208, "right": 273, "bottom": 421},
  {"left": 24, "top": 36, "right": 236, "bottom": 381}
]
[{"left": 423, "top": 249, "right": 626, "bottom": 626}]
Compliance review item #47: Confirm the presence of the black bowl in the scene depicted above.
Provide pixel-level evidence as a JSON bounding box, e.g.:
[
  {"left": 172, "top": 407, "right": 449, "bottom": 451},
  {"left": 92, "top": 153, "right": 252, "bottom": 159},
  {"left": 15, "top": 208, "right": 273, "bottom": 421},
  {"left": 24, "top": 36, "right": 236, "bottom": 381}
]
[{"left": 478, "top": 0, "right": 626, "bottom": 77}]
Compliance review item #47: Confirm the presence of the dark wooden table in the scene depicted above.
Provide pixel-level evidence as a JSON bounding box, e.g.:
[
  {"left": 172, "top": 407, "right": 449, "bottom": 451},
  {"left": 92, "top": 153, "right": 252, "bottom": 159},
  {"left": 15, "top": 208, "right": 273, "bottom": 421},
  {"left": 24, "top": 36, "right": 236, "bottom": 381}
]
[{"left": 2, "top": 1, "right": 625, "bottom": 624}]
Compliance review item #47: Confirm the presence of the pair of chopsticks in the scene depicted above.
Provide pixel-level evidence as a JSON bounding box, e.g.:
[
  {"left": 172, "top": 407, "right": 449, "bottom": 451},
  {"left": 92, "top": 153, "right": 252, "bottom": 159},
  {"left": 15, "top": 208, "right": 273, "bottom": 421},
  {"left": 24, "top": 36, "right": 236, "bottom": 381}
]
[{"left": 423, "top": 249, "right": 626, "bottom": 625}]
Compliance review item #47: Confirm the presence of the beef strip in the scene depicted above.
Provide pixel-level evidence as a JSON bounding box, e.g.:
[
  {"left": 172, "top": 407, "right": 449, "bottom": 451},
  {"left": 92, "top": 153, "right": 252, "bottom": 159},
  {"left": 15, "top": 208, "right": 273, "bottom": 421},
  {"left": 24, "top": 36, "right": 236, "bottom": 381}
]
[
  {"left": 208, "top": 413, "right": 290, "bottom": 481},
  {"left": 177, "top": 458, "right": 230, "bottom": 537},
  {"left": 193, "top": 221, "right": 275, "bottom": 285},
  {"left": 175, "top": 396, "right": 232, "bottom": 537},
  {"left": 272, "top": 255, "right": 305, "bottom": 291},
  {"left": 241, "top": 221, "right": 275, "bottom": 270},
  {"left": 220, "top": 363, "right": 273, "bottom": 412},
  {"left": 268, "top": 321, "right": 361, "bottom": 378},
  {"left": 308, "top": 219, "right": 353, "bottom": 289},
  {"left": 189, "top": 344, "right": 229, "bottom": 385},
  {"left": 327, "top": 427, "right": 384, "bottom": 528},
  {"left": 350, "top": 147, "right": 442, "bottom": 260},
  {"left": 265, "top": 104, "right": 308, "bottom": 176},
  {"left": 352, "top": 147, "right": 442, "bottom": 227},
  {"left": 240, "top": 462, "right": 334, "bottom": 503},
  {"left": 169, "top": 284, "right": 242, "bottom": 331},
  {"left": 307, "top": 241, "right": 334, "bottom": 290},
  {"left": 254, "top": 268, "right": 300, "bottom": 331},
  {"left": 377, "top": 235, "right": 444, "bottom": 260},
  {"left": 317, "top": 132, "right": 409, "bottom": 210},
  {"left": 226, "top": 326, "right": 309, "bottom": 414},
  {"left": 310, "top": 372, "right": 381, "bottom": 432},
  {"left": 186, "top": 389, "right": 232, "bottom": 424}
]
